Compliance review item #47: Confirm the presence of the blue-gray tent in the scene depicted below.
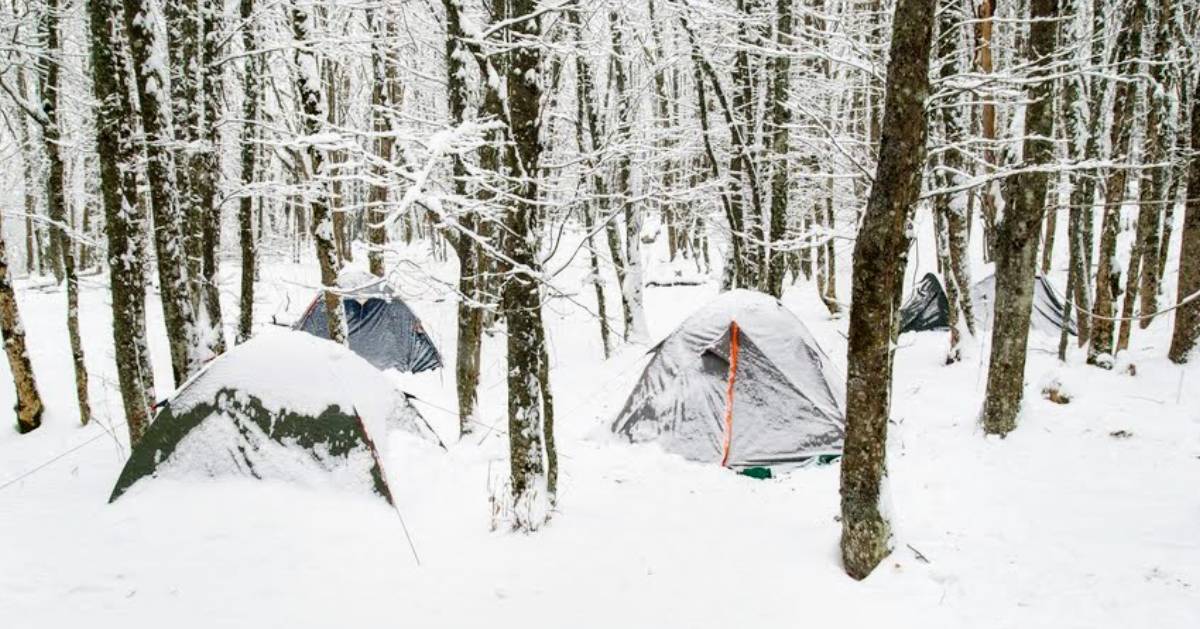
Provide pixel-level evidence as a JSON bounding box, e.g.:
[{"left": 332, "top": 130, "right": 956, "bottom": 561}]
[{"left": 295, "top": 273, "right": 442, "bottom": 374}]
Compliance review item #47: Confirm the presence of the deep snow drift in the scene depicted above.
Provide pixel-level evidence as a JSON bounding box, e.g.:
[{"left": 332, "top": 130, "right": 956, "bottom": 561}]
[{"left": 1, "top": 228, "right": 1197, "bottom": 628}]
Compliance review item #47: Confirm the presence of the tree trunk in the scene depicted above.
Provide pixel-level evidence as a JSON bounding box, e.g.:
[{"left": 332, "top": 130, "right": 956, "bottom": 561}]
[
  {"left": 499, "top": 0, "right": 554, "bottom": 529},
  {"left": 121, "top": 0, "right": 203, "bottom": 386},
  {"left": 0, "top": 210, "right": 44, "bottom": 434},
  {"left": 366, "top": 7, "right": 396, "bottom": 277},
  {"left": 980, "top": 0, "right": 1059, "bottom": 436},
  {"left": 975, "top": 0, "right": 998, "bottom": 261},
  {"left": 237, "top": 0, "right": 260, "bottom": 344},
  {"left": 1089, "top": 0, "right": 1145, "bottom": 365},
  {"left": 765, "top": 0, "right": 793, "bottom": 298},
  {"left": 196, "top": 0, "right": 226, "bottom": 356},
  {"left": 444, "top": 0, "right": 485, "bottom": 436},
  {"left": 1168, "top": 81, "right": 1200, "bottom": 363},
  {"left": 41, "top": 0, "right": 91, "bottom": 425},
  {"left": 290, "top": 2, "right": 346, "bottom": 345},
  {"left": 88, "top": 0, "right": 155, "bottom": 442},
  {"left": 840, "top": 0, "right": 937, "bottom": 581},
  {"left": 607, "top": 11, "right": 649, "bottom": 342}
]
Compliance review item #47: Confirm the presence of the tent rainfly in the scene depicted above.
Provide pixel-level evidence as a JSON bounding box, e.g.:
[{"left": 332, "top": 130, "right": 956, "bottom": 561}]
[
  {"left": 295, "top": 268, "right": 442, "bottom": 374},
  {"left": 109, "top": 330, "right": 443, "bottom": 503},
  {"left": 898, "top": 272, "right": 1077, "bottom": 337},
  {"left": 611, "top": 290, "right": 846, "bottom": 469}
]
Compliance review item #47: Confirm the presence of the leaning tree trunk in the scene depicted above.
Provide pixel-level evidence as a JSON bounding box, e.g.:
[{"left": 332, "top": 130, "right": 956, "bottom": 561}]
[
  {"left": 41, "top": 0, "right": 91, "bottom": 425},
  {"left": 290, "top": 2, "right": 346, "bottom": 345},
  {"left": 500, "top": 0, "right": 555, "bottom": 529},
  {"left": 0, "top": 211, "right": 44, "bottom": 433},
  {"left": 980, "top": 0, "right": 1059, "bottom": 436},
  {"left": 237, "top": 0, "right": 259, "bottom": 344},
  {"left": 88, "top": 0, "right": 155, "bottom": 442},
  {"left": 840, "top": 0, "right": 937, "bottom": 581},
  {"left": 120, "top": 0, "right": 202, "bottom": 386},
  {"left": 1168, "top": 81, "right": 1200, "bottom": 363},
  {"left": 1089, "top": 0, "right": 1144, "bottom": 365}
]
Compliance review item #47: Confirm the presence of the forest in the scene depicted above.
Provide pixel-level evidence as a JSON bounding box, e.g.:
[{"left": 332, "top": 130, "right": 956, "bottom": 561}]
[{"left": 1, "top": 0, "right": 1198, "bottom": 626}]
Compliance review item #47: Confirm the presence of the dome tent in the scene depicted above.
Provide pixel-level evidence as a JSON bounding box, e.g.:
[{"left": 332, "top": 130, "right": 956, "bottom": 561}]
[
  {"left": 295, "top": 268, "right": 442, "bottom": 374},
  {"left": 611, "top": 290, "right": 845, "bottom": 469},
  {"left": 898, "top": 272, "right": 951, "bottom": 334},
  {"left": 109, "top": 330, "right": 442, "bottom": 503}
]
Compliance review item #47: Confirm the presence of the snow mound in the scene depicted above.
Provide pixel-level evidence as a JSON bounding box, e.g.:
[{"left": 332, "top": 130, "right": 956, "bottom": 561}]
[{"left": 170, "top": 329, "right": 409, "bottom": 445}]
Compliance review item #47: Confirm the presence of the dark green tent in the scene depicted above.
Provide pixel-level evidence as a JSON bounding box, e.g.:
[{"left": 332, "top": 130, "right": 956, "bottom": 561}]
[{"left": 110, "top": 330, "right": 441, "bottom": 503}]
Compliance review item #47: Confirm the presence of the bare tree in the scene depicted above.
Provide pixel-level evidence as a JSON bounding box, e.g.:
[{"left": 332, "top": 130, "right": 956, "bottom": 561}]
[
  {"left": 840, "top": 0, "right": 937, "bottom": 581},
  {"left": 980, "top": 0, "right": 1060, "bottom": 436}
]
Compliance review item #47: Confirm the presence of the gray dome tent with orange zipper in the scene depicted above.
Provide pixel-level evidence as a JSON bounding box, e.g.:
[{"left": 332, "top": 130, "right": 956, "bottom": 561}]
[{"left": 611, "top": 290, "right": 845, "bottom": 469}]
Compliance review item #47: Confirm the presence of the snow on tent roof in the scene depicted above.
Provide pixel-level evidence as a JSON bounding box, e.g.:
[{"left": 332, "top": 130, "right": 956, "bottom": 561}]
[
  {"left": 612, "top": 290, "right": 845, "bottom": 468},
  {"left": 109, "top": 330, "right": 441, "bottom": 503},
  {"left": 295, "top": 267, "right": 443, "bottom": 373}
]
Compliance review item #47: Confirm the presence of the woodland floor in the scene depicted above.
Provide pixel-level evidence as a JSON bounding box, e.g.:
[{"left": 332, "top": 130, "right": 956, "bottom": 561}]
[{"left": 2, "top": 222, "right": 1198, "bottom": 628}]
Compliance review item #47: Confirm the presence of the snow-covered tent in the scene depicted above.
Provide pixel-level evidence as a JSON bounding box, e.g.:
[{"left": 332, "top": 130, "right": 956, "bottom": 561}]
[
  {"left": 109, "top": 330, "right": 443, "bottom": 503},
  {"left": 898, "top": 273, "right": 1077, "bottom": 337},
  {"left": 898, "top": 273, "right": 951, "bottom": 334},
  {"left": 971, "top": 273, "right": 1078, "bottom": 336},
  {"left": 612, "top": 290, "right": 846, "bottom": 469},
  {"left": 295, "top": 268, "right": 442, "bottom": 374}
]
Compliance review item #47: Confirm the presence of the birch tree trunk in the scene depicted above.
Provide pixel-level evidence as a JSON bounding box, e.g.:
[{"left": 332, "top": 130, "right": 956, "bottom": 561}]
[
  {"left": 980, "top": 0, "right": 1060, "bottom": 436},
  {"left": 0, "top": 210, "right": 43, "bottom": 434},
  {"left": 840, "top": 0, "right": 936, "bottom": 580}
]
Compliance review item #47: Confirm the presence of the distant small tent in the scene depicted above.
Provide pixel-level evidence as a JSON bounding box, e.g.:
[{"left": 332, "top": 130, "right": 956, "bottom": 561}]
[
  {"left": 898, "top": 273, "right": 951, "bottom": 334},
  {"left": 897, "top": 272, "right": 1077, "bottom": 336},
  {"left": 612, "top": 290, "right": 845, "bottom": 469},
  {"left": 295, "top": 269, "right": 442, "bottom": 374},
  {"left": 110, "top": 330, "right": 442, "bottom": 503}
]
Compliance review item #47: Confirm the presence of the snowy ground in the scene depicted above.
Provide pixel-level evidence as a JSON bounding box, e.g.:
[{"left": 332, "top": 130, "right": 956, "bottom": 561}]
[{"left": 2, "top": 228, "right": 1198, "bottom": 628}]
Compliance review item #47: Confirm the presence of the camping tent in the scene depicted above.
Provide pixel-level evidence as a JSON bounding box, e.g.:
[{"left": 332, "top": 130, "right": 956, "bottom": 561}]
[
  {"left": 898, "top": 273, "right": 951, "bottom": 333},
  {"left": 971, "top": 273, "right": 1078, "bottom": 336},
  {"left": 110, "top": 330, "right": 442, "bottom": 503},
  {"left": 611, "top": 290, "right": 845, "bottom": 469},
  {"left": 898, "top": 272, "right": 1077, "bottom": 336},
  {"left": 295, "top": 269, "right": 442, "bottom": 374}
]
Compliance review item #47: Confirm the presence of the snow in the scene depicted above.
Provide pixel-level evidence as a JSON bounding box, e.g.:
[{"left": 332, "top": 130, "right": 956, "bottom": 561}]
[
  {"left": 168, "top": 329, "right": 402, "bottom": 446},
  {"left": 1, "top": 231, "right": 1198, "bottom": 628}
]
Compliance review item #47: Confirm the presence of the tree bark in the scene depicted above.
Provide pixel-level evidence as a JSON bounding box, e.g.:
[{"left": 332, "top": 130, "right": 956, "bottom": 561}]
[
  {"left": 1089, "top": 0, "right": 1145, "bottom": 365},
  {"left": 290, "top": 2, "right": 347, "bottom": 345},
  {"left": 1168, "top": 81, "right": 1200, "bottom": 363},
  {"left": 237, "top": 0, "right": 259, "bottom": 344},
  {"left": 765, "top": 0, "right": 793, "bottom": 298},
  {"left": 499, "top": 0, "right": 555, "bottom": 528},
  {"left": 980, "top": 0, "right": 1059, "bottom": 436},
  {"left": 121, "top": 0, "right": 203, "bottom": 386},
  {"left": 196, "top": 0, "right": 226, "bottom": 356},
  {"left": 41, "top": 0, "right": 91, "bottom": 425},
  {"left": 88, "top": 0, "right": 155, "bottom": 442},
  {"left": 0, "top": 210, "right": 44, "bottom": 434},
  {"left": 840, "top": 0, "right": 937, "bottom": 581}
]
